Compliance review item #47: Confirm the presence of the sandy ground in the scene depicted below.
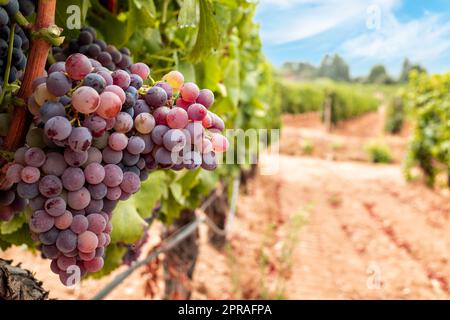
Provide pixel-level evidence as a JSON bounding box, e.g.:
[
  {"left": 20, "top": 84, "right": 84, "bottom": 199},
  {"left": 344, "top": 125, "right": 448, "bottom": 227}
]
[{"left": 2, "top": 111, "right": 450, "bottom": 299}]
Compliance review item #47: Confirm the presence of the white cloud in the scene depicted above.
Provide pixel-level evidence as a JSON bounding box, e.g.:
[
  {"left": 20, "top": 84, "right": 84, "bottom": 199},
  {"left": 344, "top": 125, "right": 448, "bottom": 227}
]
[
  {"left": 256, "top": 0, "right": 401, "bottom": 44},
  {"left": 340, "top": 13, "right": 450, "bottom": 64}
]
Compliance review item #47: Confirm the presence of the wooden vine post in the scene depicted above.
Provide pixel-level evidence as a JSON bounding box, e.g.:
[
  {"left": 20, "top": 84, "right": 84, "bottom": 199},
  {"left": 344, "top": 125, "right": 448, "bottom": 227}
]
[{"left": 0, "top": 0, "right": 57, "bottom": 169}]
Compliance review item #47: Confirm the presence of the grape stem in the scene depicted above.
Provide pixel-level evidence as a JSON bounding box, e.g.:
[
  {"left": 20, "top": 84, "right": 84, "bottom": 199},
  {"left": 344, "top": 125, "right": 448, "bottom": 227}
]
[
  {"left": 0, "top": 24, "right": 16, "bottom": 107},
  {"left": 14, "top": 11, "right": 31, "bottom": 29}
]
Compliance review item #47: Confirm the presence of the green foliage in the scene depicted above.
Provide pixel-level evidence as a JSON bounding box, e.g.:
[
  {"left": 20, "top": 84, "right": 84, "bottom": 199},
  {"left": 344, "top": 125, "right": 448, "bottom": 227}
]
[
  {"left": 403, "top": 71, "right": 450, "bottom": 187},
  {"left": 399, "top": 58, "right": 427, "bottom": 83},
  {"left": 365, "top": 141, "right": 393, "bottom": 164},
  {"left": 279, "top": 80, "right": 379, "bottom": 122},
  {"left": 385, "top": 94, "right": 405, "bottom": 134},
  {"left": 317, "top": 54, "right": 350, "bottom": 82},
  {"left": 367, "top": 64, "right": 394, "bottom": 84}
]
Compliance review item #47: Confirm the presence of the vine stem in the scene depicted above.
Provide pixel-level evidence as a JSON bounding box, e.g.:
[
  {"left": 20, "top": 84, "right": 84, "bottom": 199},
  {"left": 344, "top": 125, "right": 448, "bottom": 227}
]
[
  {"left": 0, "top": 0, "right": 57, "bottom": 168},
  {"left": 0, "top": 24, "right": 16, "bottom": 106}
]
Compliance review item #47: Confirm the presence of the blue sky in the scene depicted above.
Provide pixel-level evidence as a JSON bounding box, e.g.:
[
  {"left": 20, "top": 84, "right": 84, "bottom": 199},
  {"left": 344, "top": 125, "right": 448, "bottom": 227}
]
[{"left": 255, "top": 0, "right": 450, "bottom": 77}]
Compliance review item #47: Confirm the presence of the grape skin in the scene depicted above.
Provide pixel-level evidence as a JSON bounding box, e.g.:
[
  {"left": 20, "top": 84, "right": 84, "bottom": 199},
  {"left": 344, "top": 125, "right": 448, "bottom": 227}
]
[{"left": 166, "top": 107, "right": 188, "bottom": 129}]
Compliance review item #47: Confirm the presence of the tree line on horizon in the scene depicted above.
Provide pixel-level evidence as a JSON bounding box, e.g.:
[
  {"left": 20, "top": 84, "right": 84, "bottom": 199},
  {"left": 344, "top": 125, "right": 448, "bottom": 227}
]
[{"left": 280, "top": 54, "right": 426, "bottom": 84}]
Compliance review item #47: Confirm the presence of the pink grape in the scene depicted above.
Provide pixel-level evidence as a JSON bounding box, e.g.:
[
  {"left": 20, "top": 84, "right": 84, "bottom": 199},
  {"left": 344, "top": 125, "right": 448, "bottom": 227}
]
[
  {"left": 103, "top": 164, "right": 123, "bottom": 187},
  {"left": 138, "top": 134, "right": 154, "bottom": 154},
  {"left": 211, "top": 113, "right": 225, "bottom": 131},
  {"left": 84, "top": 147, "right": 103, "bottom": 167},
  {"left": 202, "top": 112, "right": 213, "bottom": 128},
  {"left": 83, "top": 257, "right": 104, "bottom": 273},
  {"left": 88, "top": 183, "right": 107, "bottom": 200},
  {"left": 62, "top": 167, "right": 85, "bottom": 191},
  {"left": 96, "top": 70, "right": 113, "bottom": 86},
  {"left": 42, "top": 152, "right": 67, "bottom": 176},
  {"left": 54, "top": 210, "right": 73, "bottom": 230},
  {"left": 151, "top": 125, "right": 170, "bottom": 145},
  {"left": 79, "top": 251, "right": 96, "bottom": 261},
  {"left": 44, "top": 197, "right": 67, "bottom": 217},
  {"left": 106, "top": 186, "right": 122, "bottom": 200},
  {"left": 6, "top": 164, "right": 24, "bottom": 183},
  {"left": 187, "top": 103, "right": 207, "bottom": 121},
  {"left": 39, "top": 175, "right": 63, "bottom": 197},
  {"left": 114, "top": 112, "right": 133, "bottom": 133},
  {"left": 176, "top": 98, "right": 191, "bottom": 110},
  {"left": 108, "top": 132, "right": 128, "bottom": 151},
  {"left": 167, "top": 107, "right": 188, "bottom": 129},
  {"left": 44, "top": 116, "right": 72, "bottom": 140},
  {"left": 70, "top": 215, "right": 89, "bottom": 234},
  {"left": 64, "top": 149, "right": 88, "bottom": 167},
  {"left": 102, "top": 147, "right": 123, "bottom": 164},
  {"left": 152, "top": 107, "right": 169, "bottom": 126},
  {"left": 111, "top": 70, "right": 131, "bottom": 89},
  {"left": 65, "top": 53, "right": 92, "bottom": 80},
  {"left": 163, "top": 129, "right": 187, "bottom": 152},
  {"left": 56, "top": 229, "right": 77, "bottom": 253},
  {"left": 104, "top": 85, "right": 125, "bottom": 104},
  {"left": 130, "top": 62, "right": 150, "bottom": 80},
  {"left": 211, "top": 134, "right": 230, "bottom": 153},
  {"left": 199, "top": 138, "right": 213, "bottom": 154},
  {"left": 120, "top": 172, "right": 141, "bottom": 194},
  {"left": 87, "top": 213, "right": 106, "bottom": 234},
  {"left": 197, "top": 89, "right": 214, "bottom": 108},
  {"left": 24, "top": 147, "right": 46, "bottom": 167},
  {"left": 84, "top": 163, "right": 105, "bottom": 184},
  {"left": 180, "top": 82, "right": 199, "bottom": 102},
  {"left": 185, "top": 122, "right": 204, "bottom": 146},
  {"left": 127, "top": 136, "right": 146, "bottom": 155},
  {"left": 29, "top": 210, "right": 54, "bottom": 233},
  {"left": 78, "top": 231, "right": 98, "bottom": 253},
  {"left": 83, "top": 116, "right": 107, "bottom": 137},
  {"left": 68, "top": 127, "right": 92, "bottom": 152},
  {"left": 72, "top": 86, "right": 100, "bottom": 114},
  {"left": 67, "top": 187, "right": 91, "bottom": 211},
  {"left": 57, "top": 256, "right": 76, "bottom": 271},
  {"left": 20, "top": 166, "right": 40, "bottom": 183},
  {"left": 96, "top": 92, "right": 121, "bottom": 119},
  {"left": 134, "top": 112, "right": 156, "bottom": 134}
]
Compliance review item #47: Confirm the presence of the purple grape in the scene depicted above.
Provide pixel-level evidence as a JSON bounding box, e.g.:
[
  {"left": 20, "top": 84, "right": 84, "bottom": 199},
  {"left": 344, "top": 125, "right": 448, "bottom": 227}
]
[{"left": 145, "top": 86, "right": 167, "bottom": 108}]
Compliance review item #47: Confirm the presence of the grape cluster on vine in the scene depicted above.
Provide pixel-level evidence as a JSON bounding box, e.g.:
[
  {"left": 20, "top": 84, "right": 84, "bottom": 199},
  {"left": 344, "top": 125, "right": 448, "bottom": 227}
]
[
  {"left": 0, "top": 50, "right": 229, "bottom": 285},
  {"left": 52, "top": 26, "right": 132, "bottom": 71},
  {"left": 0, "top": 0, "right": 35, "bottom": 86}
]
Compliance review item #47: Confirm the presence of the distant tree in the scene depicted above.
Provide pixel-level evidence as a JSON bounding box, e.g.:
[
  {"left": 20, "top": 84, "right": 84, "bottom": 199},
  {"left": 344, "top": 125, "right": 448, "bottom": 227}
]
[
  {"left": 281, "top": 62, "right": 317, "bottom": 80},
  {"left": 367, "top": 64, "right": 394, "bottom": 84},
  {"left": 317, "top": 54, "right": 350, "bottom": 82},
  {"left": 399, "top": 58, "right": 427, "bottom": 83}
]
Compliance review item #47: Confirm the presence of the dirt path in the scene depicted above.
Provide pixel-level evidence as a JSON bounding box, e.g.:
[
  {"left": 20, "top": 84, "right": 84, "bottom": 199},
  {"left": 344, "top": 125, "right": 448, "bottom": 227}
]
[{"left": 192, "top": 112, "right": 450, "bottom": 299}]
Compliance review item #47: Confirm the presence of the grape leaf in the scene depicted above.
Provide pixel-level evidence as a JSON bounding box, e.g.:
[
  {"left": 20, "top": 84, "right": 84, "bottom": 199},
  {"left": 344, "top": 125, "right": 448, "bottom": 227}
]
[
  {"left": 0, "top": 224, "right": 36, "bottom": 249},
  {"left": 134, "top": 171, "right": 167, "bottom": 218},
  {"left": 0, "top": 210, "right": 29, "bottom": 235},
  {"left": 56, "top": 0, "right": 91, "bottom": 38},
  {"left": 188, "top": 0, "right": 220, "bottom": 63},
  {"left": 111, "top": 199, "right": 148, "bottom": 244}
]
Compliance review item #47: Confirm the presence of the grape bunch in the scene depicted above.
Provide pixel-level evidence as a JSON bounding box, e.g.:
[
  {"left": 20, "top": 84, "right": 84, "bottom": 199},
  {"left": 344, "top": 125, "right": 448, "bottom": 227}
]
[
  {"left": 52, "top": 26, "right": 132, "bottom": 71},
  {"left": 0, "top": 0, "right": 35, "bottom": 86},
  {"left": 0, "top": 52, "right": 228, "bottom": 285}
]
